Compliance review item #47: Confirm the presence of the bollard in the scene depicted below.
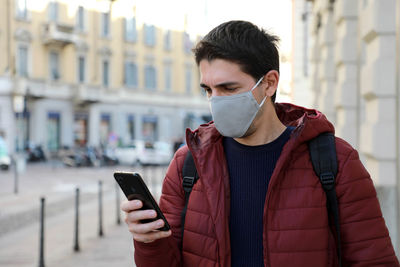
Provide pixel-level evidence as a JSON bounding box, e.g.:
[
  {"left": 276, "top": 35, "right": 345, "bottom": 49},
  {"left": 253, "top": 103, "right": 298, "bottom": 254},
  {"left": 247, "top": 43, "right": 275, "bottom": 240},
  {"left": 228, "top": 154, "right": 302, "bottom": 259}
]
[
  {"left": 98, "top": 181, "right": 104, "bottom": 237},
  {"left": 116, "top": 182, "right": 121, "bottom": 225},
  {"left": 74, "top": 188, "right": 80, "bottom": 252},
  {"left": 13, "top": 156, "right": 18, "bottom": 194},
  {"left": 38, "top": 197, "right": 45, "bottom": 267},
  {"left": 148, "top": 165, "right": 152, "bottom": 185},
  {"left": 148, "top": 166, "right": 154, "bottom": 191},
  {"left": 151, "top": 166, "right": 156, "bottom": 192},
  {"left": 144, "top": 165, "right": 149, "bottom": 184}
]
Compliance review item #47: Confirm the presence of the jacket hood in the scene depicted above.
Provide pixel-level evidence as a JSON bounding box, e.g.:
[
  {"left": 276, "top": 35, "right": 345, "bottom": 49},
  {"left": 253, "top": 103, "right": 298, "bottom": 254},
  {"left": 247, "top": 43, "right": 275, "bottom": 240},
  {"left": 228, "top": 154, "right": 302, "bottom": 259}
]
[{"left": 186, "top": 102, "right": 335, "bottom": 151}]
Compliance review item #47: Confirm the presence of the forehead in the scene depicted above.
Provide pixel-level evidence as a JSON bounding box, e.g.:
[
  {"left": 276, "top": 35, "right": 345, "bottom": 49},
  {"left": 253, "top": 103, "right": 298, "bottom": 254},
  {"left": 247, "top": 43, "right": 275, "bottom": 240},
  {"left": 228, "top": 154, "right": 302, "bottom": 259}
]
[{"left": 199, "top": 59, "right": 249, "bottom": 85}]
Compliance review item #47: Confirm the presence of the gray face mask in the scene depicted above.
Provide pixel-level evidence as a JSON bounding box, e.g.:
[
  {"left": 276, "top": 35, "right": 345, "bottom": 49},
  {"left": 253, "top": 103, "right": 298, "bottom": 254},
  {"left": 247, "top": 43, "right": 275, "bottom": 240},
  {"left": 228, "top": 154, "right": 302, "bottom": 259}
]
[{"left": 209, "top": 77, "right": 266, "bottom": 138}]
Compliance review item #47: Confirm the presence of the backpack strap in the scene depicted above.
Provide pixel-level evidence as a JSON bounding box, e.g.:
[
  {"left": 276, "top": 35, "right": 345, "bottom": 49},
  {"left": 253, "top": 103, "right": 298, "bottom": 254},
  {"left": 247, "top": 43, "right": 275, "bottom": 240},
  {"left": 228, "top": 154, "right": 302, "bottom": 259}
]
[
  {"left": 181, "top": 150, "right": 199, "bottom": 246},
  {"left": 308, "top": 132, "right": 342, "bottom": 267}
]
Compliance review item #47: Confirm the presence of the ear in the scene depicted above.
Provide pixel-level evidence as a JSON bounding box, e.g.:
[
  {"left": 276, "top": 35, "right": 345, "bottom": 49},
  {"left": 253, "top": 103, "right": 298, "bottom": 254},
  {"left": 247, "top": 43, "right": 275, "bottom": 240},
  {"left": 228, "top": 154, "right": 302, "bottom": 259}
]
[{"left": 263, "top": 70, "right": 279, "bottom": 97}]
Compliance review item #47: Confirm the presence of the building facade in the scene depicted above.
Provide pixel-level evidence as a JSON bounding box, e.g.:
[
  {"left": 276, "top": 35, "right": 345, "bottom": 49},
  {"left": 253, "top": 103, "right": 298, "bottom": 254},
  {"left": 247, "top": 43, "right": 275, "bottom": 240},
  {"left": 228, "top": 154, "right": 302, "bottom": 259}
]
[
  {"left": 293, "top": 0, "right": 400, "bottom": 255},
  {"left": 291, "top": 0, "right": 314, "bottom": 107},
  {"left": 0, "top": 0, "right": 209, "bottom": 154}
]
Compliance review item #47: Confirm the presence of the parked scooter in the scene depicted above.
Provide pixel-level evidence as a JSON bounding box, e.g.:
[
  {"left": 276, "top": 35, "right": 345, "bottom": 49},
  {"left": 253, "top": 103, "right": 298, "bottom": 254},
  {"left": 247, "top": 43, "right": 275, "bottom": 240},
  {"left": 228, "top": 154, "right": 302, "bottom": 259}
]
[
  {"left": 100, "top": 147, "right": 119, "bottom": 166},
  {"left": 26, "top": 143, "right": 46, "bottom": 162},
  {"left": 61, "top": 146, "right": 99, "bottom": 167}
]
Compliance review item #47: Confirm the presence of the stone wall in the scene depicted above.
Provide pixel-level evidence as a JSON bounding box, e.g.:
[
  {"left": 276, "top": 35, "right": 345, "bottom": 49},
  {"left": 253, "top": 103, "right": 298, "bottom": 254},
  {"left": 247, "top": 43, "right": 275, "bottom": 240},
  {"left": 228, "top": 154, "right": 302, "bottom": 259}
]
[{"left": 304, "top": 0, "right": 400, "bottom": 255}]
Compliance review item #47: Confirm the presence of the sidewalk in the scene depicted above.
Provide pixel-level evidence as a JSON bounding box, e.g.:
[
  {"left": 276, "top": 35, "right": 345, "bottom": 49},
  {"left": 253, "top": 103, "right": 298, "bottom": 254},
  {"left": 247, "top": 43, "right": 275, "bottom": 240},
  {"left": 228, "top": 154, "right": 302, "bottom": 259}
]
[
  {"left": 0, "top": 162, "right": 166, "bottom": 267},
  {"left": 55, "top": 223, "right": 135, "bottom": 267}
]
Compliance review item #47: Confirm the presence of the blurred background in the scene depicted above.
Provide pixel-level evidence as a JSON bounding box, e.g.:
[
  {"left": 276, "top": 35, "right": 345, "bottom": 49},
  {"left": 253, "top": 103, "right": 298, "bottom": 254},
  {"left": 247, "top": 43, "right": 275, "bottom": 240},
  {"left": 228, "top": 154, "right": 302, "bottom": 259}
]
[{"left": 0, "top": 0, "right": 399, "bottom": 266}]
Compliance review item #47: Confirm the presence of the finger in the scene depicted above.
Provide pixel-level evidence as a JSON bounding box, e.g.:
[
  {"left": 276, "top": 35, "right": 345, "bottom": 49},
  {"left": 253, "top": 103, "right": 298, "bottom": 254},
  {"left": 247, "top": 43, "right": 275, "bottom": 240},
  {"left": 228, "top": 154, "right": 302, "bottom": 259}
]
[
  {"left": 125, "top": 209, "right": 157, "bottom": 224},
  {"left": 121, "top": 199, "right": 142, "bottom": 212},
  {"left": 133, "top": 230, "right": 172, "bottom": 243},
  {"left": 133, "top": 219, "right": 166, "bottom": 234}
]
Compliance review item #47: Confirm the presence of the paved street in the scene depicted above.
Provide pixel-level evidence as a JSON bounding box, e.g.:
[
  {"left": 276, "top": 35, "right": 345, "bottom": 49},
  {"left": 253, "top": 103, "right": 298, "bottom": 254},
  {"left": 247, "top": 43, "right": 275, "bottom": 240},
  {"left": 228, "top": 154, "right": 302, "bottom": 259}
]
[{"left": 0, "top": 162, "right": 167, "bottom": 267}]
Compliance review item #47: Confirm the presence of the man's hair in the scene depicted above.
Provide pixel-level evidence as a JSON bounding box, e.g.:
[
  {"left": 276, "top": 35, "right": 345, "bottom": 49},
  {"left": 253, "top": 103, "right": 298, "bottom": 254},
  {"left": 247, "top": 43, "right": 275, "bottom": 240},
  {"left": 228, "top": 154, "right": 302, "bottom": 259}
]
[{"left": 193, "top": 20, "right": 280, "bottom": 102}]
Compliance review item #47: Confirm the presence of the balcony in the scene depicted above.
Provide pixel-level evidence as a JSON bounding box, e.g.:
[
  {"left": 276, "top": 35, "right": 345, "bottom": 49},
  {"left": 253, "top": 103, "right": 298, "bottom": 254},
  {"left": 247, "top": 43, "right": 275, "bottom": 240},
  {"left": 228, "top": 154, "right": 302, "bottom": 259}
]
[
  {"left": 72, "top": 85, "right": 101, "bottom": 105},
  {"left": 42, "top": 22, "right": 77, "bottom": 47}
]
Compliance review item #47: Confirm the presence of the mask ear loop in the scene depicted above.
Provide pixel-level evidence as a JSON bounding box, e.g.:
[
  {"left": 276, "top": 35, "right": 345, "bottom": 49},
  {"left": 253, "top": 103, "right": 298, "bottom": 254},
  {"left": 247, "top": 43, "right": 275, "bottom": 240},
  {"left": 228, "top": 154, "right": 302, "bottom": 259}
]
[
  {"left": 251, "top": 76, "right": 267, "bottom": 107},
  {"left": 259, "top": 95, "right": 267, "bottom": 107},
  {"left": 251, "top": 76, "right": 264, "bottom": 92}
]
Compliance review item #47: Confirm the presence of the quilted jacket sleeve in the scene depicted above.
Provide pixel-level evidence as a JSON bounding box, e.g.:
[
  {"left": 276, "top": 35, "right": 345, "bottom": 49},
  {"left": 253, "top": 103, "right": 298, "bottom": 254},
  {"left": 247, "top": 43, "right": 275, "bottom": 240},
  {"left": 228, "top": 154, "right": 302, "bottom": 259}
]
[
  {"left": 133, "top": 147, "right": 187, "bottom": 267},
  {"left": 335, "top": 140, "right": 399, "bottom": 266}
]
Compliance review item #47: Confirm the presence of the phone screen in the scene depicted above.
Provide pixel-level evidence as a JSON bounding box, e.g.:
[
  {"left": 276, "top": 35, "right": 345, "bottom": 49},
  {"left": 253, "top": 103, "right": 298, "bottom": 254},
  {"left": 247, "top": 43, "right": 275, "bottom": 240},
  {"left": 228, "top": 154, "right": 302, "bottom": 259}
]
[{"left": 114, "top": 171, "right": 170, "bottom": 231}]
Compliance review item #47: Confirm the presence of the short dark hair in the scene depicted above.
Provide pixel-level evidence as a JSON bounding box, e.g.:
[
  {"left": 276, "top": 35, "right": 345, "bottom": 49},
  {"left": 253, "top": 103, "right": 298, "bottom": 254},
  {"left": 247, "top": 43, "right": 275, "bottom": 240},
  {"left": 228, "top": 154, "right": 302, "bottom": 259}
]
[{"left": 193, "top": 20, "right": 280, "bottom": 102}]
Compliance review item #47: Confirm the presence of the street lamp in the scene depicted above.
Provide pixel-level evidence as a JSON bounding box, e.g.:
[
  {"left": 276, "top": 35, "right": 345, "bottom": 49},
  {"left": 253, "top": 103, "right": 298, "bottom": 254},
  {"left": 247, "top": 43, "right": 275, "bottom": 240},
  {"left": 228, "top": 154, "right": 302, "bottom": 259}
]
[{"left": 12, "top": 94, "right": 25, "bottom": 194}]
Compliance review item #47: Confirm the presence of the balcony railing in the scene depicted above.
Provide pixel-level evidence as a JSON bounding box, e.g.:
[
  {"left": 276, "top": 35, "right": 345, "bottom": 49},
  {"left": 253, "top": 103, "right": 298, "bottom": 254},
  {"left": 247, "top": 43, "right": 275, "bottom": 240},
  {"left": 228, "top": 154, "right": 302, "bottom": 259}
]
[
  {"left": 42, "top": 22, "right": 76, "bottom": 47},
  {"left": 72, "top": 85, "right": 100, "bottom": 105}
]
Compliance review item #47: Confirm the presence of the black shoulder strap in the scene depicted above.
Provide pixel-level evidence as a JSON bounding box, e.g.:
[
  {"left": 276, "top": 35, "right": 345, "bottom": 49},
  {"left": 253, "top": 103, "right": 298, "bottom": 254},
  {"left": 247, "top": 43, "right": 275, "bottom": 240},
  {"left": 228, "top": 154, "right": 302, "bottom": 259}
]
[
  {"left": 308, "top": 132, "right": 342, "bottom": 267},
  {"left": 181, "top": 150, "right": 199, "bottom": 244}
]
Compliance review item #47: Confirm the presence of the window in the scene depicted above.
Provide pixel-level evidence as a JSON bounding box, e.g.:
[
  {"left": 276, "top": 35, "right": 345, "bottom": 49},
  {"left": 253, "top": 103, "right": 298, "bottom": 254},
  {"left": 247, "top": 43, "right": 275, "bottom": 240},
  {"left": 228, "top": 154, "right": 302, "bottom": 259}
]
[
  {"left": 15, "top": 110, "right": 29, "bottom": 152},
  {"left": 142, "top": 115, "right": 158, "bottom": 141},
  {"left": 183, "top": 32, "right": 192, "bottom": 54},
  {"left": 48, "top": 1, "right": 58, "bottom": 22},
  {"left": 124, "top": 16, "right": 137, "bottom": 42},
  {"left": 127, "top": 115, "right": 135, "bottom": 141},
  {"left": 100, "top": 113, "right": 111, "bottom": 146},
  {"left": 144, "top": 65, "right": 156, "bottom": 90},
  {"left": 49, "top": 51, "right": 60, "bottom": 81},
  {"left": 76, "top": 6, "right": 85, "bottom": 31},
  {"left": 74, "top": 113, "right": 88, "bottom": 146},
  {"left": 164, "top": 64, "right": 172, "bottom": 91},
  {"left": 185, "top": 67, "right": 192, "bottom": 94},
  {"left": 47, "top": 112, "right": 60, "bottom": 151},
  {"left": 102, "top": 60, "right": 109, "bottom": 87},
  {"left": 18, "top": 46, "right": 28, "bottom": 77},
  {"left": 144, "top": 24, "right": 156, "bottom": 46},
  {"left": 164, "top": 30, "right": 171, "bottom": 50},
  {"left": 77, "top": 56, "right": 85, "bottom": 83},
  {"left": 124, "top": 62, "right": 138, "bottom": 87},
  {"left": 101, "top": 12, "right": 110, "bottom": 37},
  {"left": 16, "top": 0, "right": 28, "bottom": 19}
]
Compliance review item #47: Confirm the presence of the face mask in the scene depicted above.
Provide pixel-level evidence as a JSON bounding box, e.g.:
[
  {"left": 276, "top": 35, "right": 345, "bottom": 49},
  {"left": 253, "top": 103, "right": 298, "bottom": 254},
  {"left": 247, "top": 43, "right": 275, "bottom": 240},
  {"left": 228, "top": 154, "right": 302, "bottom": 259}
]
[{"left": 209, "top": 76, "right": 266, "bottom": 138}]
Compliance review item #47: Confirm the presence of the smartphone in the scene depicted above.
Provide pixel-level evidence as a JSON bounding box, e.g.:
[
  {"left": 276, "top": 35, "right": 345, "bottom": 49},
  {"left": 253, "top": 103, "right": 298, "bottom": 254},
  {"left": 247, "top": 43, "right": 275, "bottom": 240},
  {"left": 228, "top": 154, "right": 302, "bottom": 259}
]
[{"left": 114, "top": 171, "right": 170, "bottom": 231}]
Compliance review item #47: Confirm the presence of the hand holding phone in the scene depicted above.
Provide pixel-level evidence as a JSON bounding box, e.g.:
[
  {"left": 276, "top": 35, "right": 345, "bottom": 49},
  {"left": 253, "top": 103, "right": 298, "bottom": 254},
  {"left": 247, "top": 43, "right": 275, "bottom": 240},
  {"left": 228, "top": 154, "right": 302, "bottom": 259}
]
[{"left": 115, "top": 171, "right": 170, "bottom": 231}]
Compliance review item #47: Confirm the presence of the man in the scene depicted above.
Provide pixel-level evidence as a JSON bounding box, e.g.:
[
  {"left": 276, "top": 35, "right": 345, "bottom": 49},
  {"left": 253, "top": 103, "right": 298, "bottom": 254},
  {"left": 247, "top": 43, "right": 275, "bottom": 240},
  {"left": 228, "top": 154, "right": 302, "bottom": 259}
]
[{"left": 121, "top": 20, "right": 399, "bottom": 266}]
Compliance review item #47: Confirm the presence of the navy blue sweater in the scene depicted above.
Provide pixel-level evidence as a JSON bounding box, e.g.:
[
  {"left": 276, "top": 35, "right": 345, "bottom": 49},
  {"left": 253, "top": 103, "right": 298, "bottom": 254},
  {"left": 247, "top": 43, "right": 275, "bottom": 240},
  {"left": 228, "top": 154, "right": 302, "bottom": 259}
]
[{"left": 223, "top": 127, "right": 293, "bottom": 266}]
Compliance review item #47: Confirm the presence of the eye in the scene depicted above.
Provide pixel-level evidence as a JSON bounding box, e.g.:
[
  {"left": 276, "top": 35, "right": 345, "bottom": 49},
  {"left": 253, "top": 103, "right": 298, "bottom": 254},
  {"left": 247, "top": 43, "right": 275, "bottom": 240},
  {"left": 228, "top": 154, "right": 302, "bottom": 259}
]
[{"left": 201, "top": 86, "right": 212, "bottom": 95}]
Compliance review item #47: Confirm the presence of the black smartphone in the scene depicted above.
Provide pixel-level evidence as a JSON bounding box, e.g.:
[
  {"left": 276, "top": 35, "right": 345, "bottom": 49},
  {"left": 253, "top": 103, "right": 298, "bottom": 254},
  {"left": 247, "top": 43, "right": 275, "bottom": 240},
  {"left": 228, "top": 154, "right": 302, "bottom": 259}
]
[{"left": 114, "top": 171, "right": 170, "bottom": 231}]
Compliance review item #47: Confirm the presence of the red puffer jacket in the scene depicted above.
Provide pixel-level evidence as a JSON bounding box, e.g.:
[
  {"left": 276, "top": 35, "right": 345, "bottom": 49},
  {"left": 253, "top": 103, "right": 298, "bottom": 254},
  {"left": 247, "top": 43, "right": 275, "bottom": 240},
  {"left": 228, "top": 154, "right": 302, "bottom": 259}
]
[{"left": 134, "top": 103, "right": 399, "bottom": 267}]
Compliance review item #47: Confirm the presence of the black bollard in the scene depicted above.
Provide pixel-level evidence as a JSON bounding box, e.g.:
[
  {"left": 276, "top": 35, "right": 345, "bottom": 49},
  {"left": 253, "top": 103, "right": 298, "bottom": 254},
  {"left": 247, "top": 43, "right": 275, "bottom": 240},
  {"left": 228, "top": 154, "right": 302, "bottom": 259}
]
[
  {"left": 74, "top": 188, "right": 80, "bottom": 252},
  {"left": 116, "top": 182, "right": 121, "bottom": 225},
  {"left": 149, "top": 165, "right": 152, "bottom": 185},
  {"left": 38, "top": 197, "right": 45, "bottom": 267},
  {"left": 151, "top": 166, "right": 156, "bottom": 191},
  {"left": 144, "top": 165, "right": 149, "bottom": 183},
  {"left": 148, "top": 166, "right": 153, "bottom": 190},
  {"left": 98, "top": 181, "right": 104, "bottom": 237}
]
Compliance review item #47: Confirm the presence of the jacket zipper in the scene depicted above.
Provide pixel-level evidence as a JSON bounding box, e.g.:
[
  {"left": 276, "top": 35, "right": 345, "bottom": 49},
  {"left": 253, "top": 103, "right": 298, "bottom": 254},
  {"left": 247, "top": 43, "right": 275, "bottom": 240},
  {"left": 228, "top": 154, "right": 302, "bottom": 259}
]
[{"left": 263, "top": 139, "right": 295, "bottom": 267}]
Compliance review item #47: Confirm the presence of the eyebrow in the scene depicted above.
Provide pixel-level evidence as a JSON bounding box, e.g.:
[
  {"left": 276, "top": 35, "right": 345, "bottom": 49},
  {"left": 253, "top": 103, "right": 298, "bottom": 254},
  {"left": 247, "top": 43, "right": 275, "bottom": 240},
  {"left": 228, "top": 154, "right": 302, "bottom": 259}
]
[{"left": 199, "top": 81, "right": 241, "bottom": 88}]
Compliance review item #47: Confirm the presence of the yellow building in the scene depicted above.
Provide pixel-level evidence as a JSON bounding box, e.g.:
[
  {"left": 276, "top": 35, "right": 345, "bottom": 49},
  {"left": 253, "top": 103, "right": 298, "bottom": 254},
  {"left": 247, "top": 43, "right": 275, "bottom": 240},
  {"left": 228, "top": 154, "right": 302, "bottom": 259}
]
[{"left": 0, "top": 0, "right": 209, "bottom": 153}]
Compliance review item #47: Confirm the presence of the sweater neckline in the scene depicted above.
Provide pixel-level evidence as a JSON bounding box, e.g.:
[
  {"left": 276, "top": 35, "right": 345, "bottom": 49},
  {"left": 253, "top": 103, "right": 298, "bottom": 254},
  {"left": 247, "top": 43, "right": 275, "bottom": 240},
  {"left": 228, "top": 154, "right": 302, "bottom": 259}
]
[{"left": 223, "top": 126, "right": 294, "bottom": 152}]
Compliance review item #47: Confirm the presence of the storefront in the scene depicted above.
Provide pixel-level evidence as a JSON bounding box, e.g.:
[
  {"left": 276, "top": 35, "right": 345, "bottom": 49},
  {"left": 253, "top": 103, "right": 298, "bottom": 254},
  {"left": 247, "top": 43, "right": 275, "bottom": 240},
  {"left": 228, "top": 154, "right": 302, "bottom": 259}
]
[
  {"left": 74, "top": 113, "right": 88, "bottom": 147},
  {"left": 100, "top": 113, "right": 111, "bottom": 147},
  {"left": 142, "top": 115, "right": 157, "bottom": 142}
]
